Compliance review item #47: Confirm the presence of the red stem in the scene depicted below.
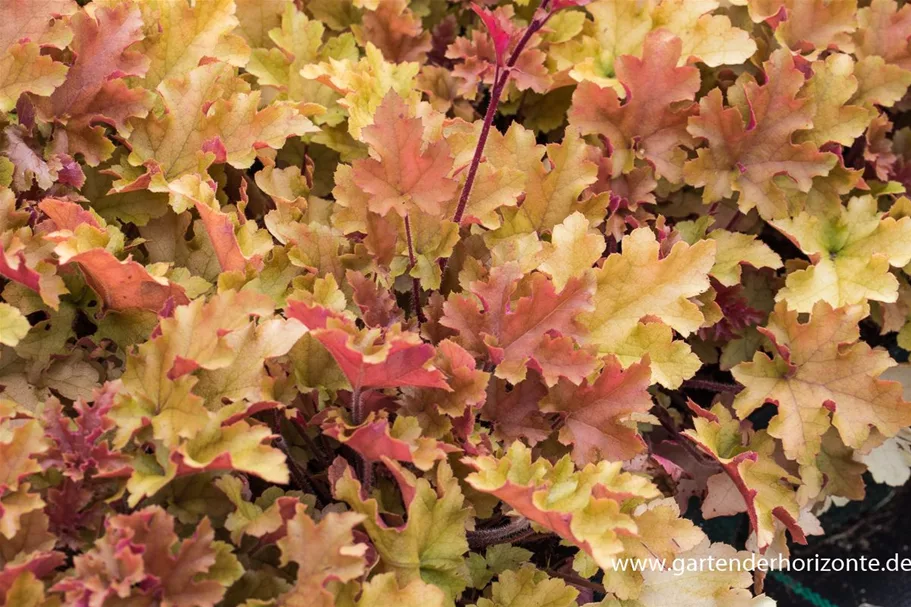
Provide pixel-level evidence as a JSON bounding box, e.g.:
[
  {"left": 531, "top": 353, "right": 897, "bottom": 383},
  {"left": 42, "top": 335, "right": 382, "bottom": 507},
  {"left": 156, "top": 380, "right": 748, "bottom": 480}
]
[
  {"left": 451, "top": 2, "right": 554, "bottom": 226},
  {"left": 724, "top": 209, "right": 742, "bottom": 231},
  {"left": 452, "top": 70, "right": 505, "bottom": 225}
]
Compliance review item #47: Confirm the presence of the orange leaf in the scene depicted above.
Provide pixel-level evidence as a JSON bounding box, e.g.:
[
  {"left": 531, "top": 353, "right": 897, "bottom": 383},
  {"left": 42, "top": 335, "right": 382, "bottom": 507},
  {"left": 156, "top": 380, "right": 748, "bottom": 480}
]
[
  {"left": 441, "top": 264, "right": 595, "bottom": 385},
  {"left": 286, "top": 300, "right": 450, "bottom": 391},
  {"left": 41, "top": 4, "right": 154, "bottom": 164},
  {"left": 684, "top": 50, "right": 837, "bottom": 219},
  {"left": 317, "top": 409, "right": 457, "bottom": 471},
  {"left": 733, "top": 302, "right": 911, "bottom": 464},
  {"left": 40, "top": 198, "right": 188, "bottom": 311},
  {"left": 570, "top": 30, "right": 700, "bottom": 182},
  {"left": 168, "top": 176, "right": 264, "bottom": 273},
  {"left": 352, "top": 92, "right": 457, "bottom": 217},
  {"left": 481, "top": 374, "right": 551, "bottom": 445},
  {"left": 542, "top": 357, "right": 654, "bottom": 466}
]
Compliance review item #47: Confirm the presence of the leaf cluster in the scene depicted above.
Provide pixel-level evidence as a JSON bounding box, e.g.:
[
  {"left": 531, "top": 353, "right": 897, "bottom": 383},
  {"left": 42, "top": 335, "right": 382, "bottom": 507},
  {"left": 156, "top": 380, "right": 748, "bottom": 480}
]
[{"left": 2, "top": 1, "right": 911, "bottom": 606}]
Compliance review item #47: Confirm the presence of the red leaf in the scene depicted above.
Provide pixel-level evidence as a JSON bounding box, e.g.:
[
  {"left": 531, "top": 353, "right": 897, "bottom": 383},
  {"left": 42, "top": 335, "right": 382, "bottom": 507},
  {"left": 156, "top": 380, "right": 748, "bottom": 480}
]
[
  {"left": 286, "top": 300, "right": 451, "bottom": 391},
  {"left": 481, "top": 374, "right": 551, "bottom": 445},
  {"left": 0, "top": 245, "right": 41, "bottom": 293},
  {"left": 42, "top": 4, "right": 153, "bottom": 164},
  {"left": 194, "top": 194, "right": 258, "bottom": 272},
  {"left": 569, "top": 30, "right": 700, "bottom": 182},
  {"left": 42, "top": 382, "right": 132, "bottom": 481},
  {"left": 317, "top": 409, "right": 457, "bottom": 471},
  {"left": 52, "top": 507, "right": 229, "bottom": 607},
  {"left": 412, "top": 339, "right": 489, "bottom": 414},
  {"left": 542, "top": 357, "right": 653, "bottom": 465},
  {"left": 39, "top": 197, "right": 100, "bottom": 230},
  {"left": 69, "top": 249, "right": 189, "bottom": 311},
  {"left": 551, "top": 0, "right": 593, "bottom": 9},
  {"left": 348, "top": 270, "right": 403, "bottom": 328},
  {"left": 441, "top": 263, "right": 595, "bottom": 385},
  {"left": 0, "top": 552, "right": 65, "bottom": 603},
  {"left": 471, "top": 3, "right": 511, "bottom": 66},
  {"left": 352, "top": 92, "right": 458, "bottom": 217},
  {"left": 522, "top": 333, "right": 598, "bottom": 387},
  {"left": 168, "top": 176, "right": 264, "bottom": 273},
  {"left": 46, "top": 479, "right": 105, "bottom": 550}
]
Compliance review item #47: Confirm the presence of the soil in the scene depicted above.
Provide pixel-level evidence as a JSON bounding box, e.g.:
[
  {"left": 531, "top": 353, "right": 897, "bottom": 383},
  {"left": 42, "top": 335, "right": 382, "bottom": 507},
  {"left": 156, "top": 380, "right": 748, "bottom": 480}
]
[{"left": 766, "top": 481, "right": 911, "bottom": 607}]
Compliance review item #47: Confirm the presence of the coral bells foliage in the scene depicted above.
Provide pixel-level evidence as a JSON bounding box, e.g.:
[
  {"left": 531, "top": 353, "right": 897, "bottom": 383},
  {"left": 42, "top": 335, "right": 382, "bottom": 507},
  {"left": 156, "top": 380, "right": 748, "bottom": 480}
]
[{"left": 7, "top": 1, "right": 911, "bottom": 606}]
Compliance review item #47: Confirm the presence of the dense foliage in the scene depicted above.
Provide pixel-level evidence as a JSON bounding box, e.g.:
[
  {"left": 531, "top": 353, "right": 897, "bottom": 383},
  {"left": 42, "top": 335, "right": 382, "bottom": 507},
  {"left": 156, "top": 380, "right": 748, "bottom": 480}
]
[{"left": 3, "top": 0, "right": 911, "bottom": 605}]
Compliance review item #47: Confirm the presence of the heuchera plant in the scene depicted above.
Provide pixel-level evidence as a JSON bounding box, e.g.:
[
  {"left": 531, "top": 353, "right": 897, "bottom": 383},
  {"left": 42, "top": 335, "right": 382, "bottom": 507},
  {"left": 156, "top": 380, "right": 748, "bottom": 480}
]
[{"left": 3, "top": 0, "right": 911, "bottom": 605}]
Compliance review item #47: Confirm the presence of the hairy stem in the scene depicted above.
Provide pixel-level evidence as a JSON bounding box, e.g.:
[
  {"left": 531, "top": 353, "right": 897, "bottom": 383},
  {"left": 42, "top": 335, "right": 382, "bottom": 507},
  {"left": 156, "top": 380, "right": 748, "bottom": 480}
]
[
  {"left": 349, "top": 384, "right": 375, "bottom": 493},
  {"left": 451, "top": 67, "right": 505, "bottom": 226},
  {"left": 405, "top": 215, "right": 425, "bottom": 324},
  {"left": 467, "top": 517, "right": 533, "bottom": 549},
  {"left": 360, "top": 456, "right": 375, "bottom": 494},
  {"left": 682, "top": 377, "right": 743, "bottom": 394},
  {"left": 351, "top": 384, "right": 364, "bottom": 425},
  {"left": 439, "top": 3, "right": 555, "bottom": 284}
]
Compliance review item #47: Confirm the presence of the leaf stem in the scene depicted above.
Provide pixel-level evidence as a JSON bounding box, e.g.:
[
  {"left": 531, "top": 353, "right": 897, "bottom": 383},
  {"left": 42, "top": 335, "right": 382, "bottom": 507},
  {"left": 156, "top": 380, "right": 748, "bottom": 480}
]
[
  {"left": 545, "top": 569, "right": 607, "bottom": 594},
  {"left": 405, "top": 215, "right": 426, "bottom": 324},
  {"left": 723, "top": 209, "right": 742, "bottom": 231},
  {"left": 360, "top": 457, "right": 375, "bottom": 495},
  {"left": 351, "top": 384, "right": 364, "bottom": 425},
  {"left": 273, "top": 434, "right": 330, "bottom": 506},
  {"left": 466, "top": 517, "right": 533, "bottom": 549},
  {"left": 298, "top": 422, "right": 330, "bottom": 468},
  {"left": 652, "top": 396, "right": 714, "bottom": 465},
  {"left": 269, "top": 410, "right": 331, "bottom": 505},
  {"left": 275, "top": 436, "right": 318, "bottom": 500}
]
